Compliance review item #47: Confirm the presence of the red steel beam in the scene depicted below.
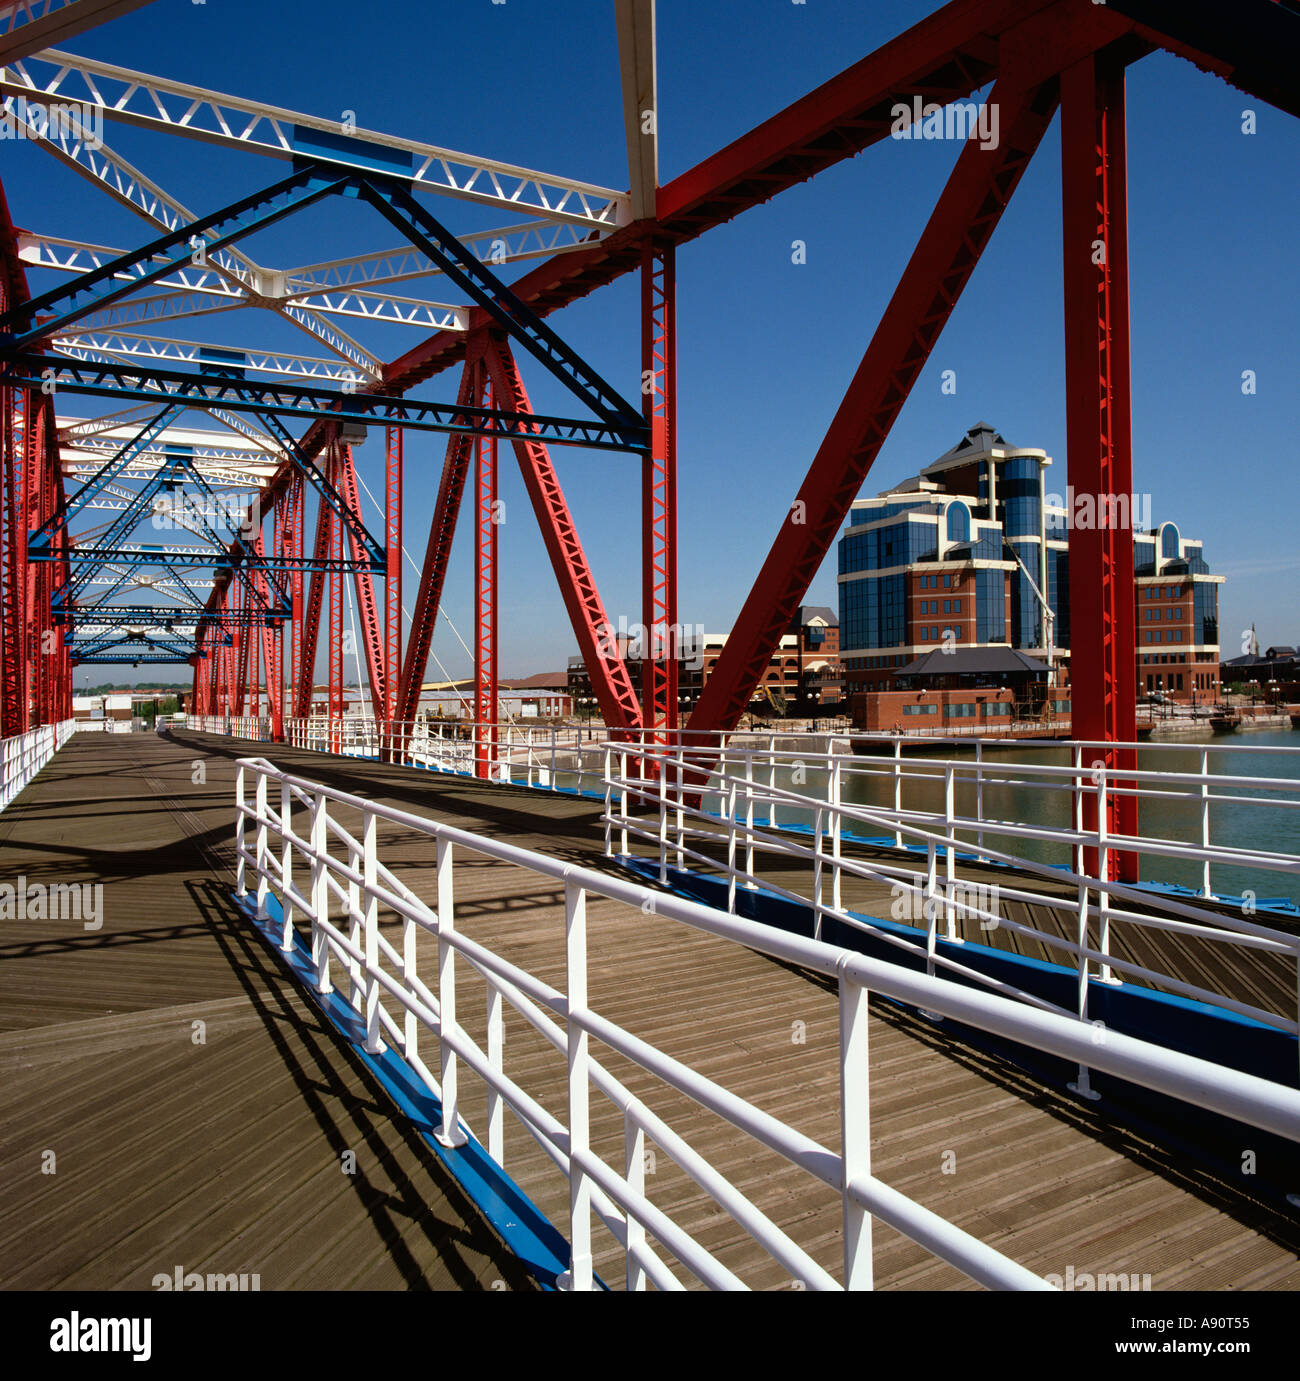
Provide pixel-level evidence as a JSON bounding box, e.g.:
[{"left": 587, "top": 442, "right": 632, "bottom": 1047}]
[
  {"left": 474, "top": 380, "right": 498, "bottom": 778},
  {"left": 640, "top": 239, "right": 677, "bottom": 742},
  {"left": 328, "top": 439, "right": 344, "bottom": 734},
  {"left": 295, "top": 452, "right": 336, "bottom": 719},
  {"left": 484, "top": 335, "right": 642, "bottom": 734},
  {"left": 1061, "top": 50, "right": 1139, "bottom": 882},
  {"left": 384, "top": 424, "right": 402, "bottom": 729},
  {"left": 335, "top": 443, "right": 386, "bottom": 716},
  {"left": 394, "top": 344, "right": 483, "bottom": 728},
  {"left": 688, "top": 67, "right": 1063, "bottom": 735}
]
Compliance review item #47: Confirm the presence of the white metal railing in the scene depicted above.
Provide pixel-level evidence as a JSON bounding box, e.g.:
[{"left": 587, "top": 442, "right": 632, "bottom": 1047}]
[
  {"left": 1, "top": 718, "right": 76, "bottom": 812},
  {"left": 189, "top": 713, "right": 272, "bottom": 742},
  {"left": 233, "top": 755, "right": 1300, "bottom": 1292},
  {"left": 601, "top": 740, "right": 1300, "bottom": 1091},
  {"left": 196, "top": 716, "right": 1300, "bottom": 908}
]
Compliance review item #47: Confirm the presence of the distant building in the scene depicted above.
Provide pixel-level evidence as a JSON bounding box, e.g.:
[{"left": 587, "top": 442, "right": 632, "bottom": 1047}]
[
  {"left": 837, "top": 423, "right": 1224, "bottom": 714},
  {"left": 567, "top": 608, "right": 844, "bottom": 719}
]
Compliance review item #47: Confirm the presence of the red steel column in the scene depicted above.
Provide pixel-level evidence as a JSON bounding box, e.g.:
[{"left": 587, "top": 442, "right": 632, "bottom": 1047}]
[
  {"left": 384, "top": 424, "right": 402, "bottom": 757},
  {"left": 287, "top": 473, "right": 304, "bottom": 721},
  {"left": 1061, "top": 53, "right": 1139, "bottom": 882},
  {"left": 395, "top": 344, "right": 482, "bottom": 727},
  {"left": 474, "top": 371, "right": 498, "bottom": 779},
  {"left": 336, "top": 444, "right": 386, "bottom": 716},
  {"left": 328, "top": 438, "right": 344, "bottom": 745},
  {"left": 641, "top": 239, "right": 678, "bottom": 747},
  {"left": 296, "top": 468, "right": 334, "bottom": 719},
  {"left": 484, "top": 336, "right": 642, "bottom": 734}
]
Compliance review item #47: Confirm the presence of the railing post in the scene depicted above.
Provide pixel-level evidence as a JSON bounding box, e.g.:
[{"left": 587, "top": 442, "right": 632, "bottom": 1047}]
[
  {"left": 403, "top": 851, "right": 419, "bottom": 1071},
  {"left": 310, "top": 793, "right": 332, "bottom": 994},
  {"left": 561, "top": 877, "right": 593, "bottom": 1291},
  {"left": 768, "top": 734, "right": 778, "bottom": 830},
  {"left": 277, "top": 784, "right": 292, "bottom": 955},
  {"left": 1096, "top": 765, "right": 1114, "bottom": 983},
  {"left": 435, "top": 835, "right": 467, "bottom": 1148},
  {"left": 1200, "top": 747, "right": 1212, "bottom": 898},
  {"left": 943, "top": 764, "right": 957, "bottom": 942},
  {"left": 893, "top": 737, "right": 903, "bottom": 848},
  {"left": 839, "top": 972, "right": 873, "bottom": 1290},
  {"left": 235, "top": 763, "right": 247, "bottom": 898},
  {"left": 658, "top": 758, "right": 668, "bottom": 884},
  {"left": 744, "top": 750, "right": 756, "bottom": 885},
  {"left": 1067, "top": 881, "right": 1101, "bottom": 1101},
  {"left": 727, "top": 779, "right": 738, "bottom": 914},
  {"left": 923, "top": 839, "right": 939, "bottom": 984},
  {"left": 603, "top": 745, "right": 614, "bottom": 858},
  {"left": 362, "top": 810, "right": 383, "bottom": 1053},
  {"left": 624, "top": 1113, "right": 647, "bottom": 1291},
  {"left": 1073, "top": 744, "right": 1085, "bottom": 875},
  {"left": 974, "top": 740, "right": 986, "bottom": 863},
  {"left": 831, "top": 757, "right": 843, "bottom": 913},
  {"left": 619, "top": 749, "right": 629, "bottom": 857},
  {"left": 487, "top": 983, "right": 504, "bottom": 1165},
  {"left": 674, "top": 753, "right": 685, "bottom": 869},
  {"left": 254, "top": 770, "right": 270, "bottom": 918},
  {"left": 348, "top": 836, "right": 363, "bottom": 1017},
  {"left": 813, "top": 807, "right": 824, "bottom": 943}
]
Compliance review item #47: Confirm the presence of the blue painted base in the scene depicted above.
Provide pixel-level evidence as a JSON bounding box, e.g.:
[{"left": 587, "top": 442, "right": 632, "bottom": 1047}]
[{"left": 231, "top": 890, "right": 580, "bottom": 1290}]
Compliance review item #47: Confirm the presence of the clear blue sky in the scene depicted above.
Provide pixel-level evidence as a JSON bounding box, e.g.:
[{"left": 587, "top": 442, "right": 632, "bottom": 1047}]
[{"left": 8, "top": 0, "right": 1298, "bottom": 686}]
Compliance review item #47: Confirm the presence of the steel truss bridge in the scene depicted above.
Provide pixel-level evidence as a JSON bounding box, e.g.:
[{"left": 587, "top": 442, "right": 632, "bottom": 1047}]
[{"left": 2, "top": 0, "right": 1299, "bottom": 879}]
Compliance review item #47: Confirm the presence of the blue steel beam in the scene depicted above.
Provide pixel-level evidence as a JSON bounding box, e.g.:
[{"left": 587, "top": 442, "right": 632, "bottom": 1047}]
[
  {"left": 0, "top": 355, "right": 648, "bottom": 453},
  {"left": 0, "top": 165, "right": 350, "bottom": 347},
  {"left": 31, "top": 401, "right": 185, "bottom": 546},
  {"left": 356, "top": 175, "right": 643, "bottom": 433}
]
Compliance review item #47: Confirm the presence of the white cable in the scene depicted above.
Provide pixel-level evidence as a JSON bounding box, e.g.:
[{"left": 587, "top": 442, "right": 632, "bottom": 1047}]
[{"left": 343, "top": 577, "right": 371, "bottom": 720}]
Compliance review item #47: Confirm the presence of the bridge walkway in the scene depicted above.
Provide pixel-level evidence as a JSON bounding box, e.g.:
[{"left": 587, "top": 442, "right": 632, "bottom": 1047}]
[
  {"left": 1, "top": 728, "right": 1296, "bottom": 1290},
  {"left": 0, "top": 730, "right": 537, "bottom": 1291}
]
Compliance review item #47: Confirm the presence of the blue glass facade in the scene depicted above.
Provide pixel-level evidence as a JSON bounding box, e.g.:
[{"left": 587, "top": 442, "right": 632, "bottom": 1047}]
[
  {"left": 999, "top": 456, "right": 1041, "bottom": 538},
  {"left": 975, "top": 569, "right": 1005, "bottom": 643},
  {"left": 1047, "top": 547, "right": 1069, "bottom": 649},
  {"left": 1008, "top": 540, "right": 1042, "bottom": 646},
  {"left": 841, "top": 573, "right": 906, "bottom": 650},
  {"left": 838, "top": 518, "right": 938, "bottom": 574},
  {"left": 1194, "top": 582, "right": 1218, "bottom": 646}
]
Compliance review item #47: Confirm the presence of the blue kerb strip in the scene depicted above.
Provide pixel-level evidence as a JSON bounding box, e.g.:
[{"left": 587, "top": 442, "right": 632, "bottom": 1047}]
[{"left": 232, "top": 891, "right": 578, "bottom": 1291}]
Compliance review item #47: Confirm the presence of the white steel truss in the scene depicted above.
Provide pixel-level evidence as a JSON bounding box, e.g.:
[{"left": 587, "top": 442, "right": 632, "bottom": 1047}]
[
  {"left": 54, "top": 328, "right": 381, "bottom": 383},
  {"left": 2, "top": 49, "right": 629, "bottom": 228}
]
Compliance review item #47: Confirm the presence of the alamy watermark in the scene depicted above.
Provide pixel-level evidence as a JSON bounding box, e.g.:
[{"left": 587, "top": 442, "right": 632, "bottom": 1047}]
[
  {"left": 151, "top": 489, "right": 260, "bottom": 538},
  {"left": 0, "top": 97, "right": 103, "bottom": 149},
  {"left": 596, "top": 617, "right": 706, "bottom": 671},
  {"left": 1044, "top": 487, "right": 1153, "bottom": 532},
  {"left": 891, "top": 96, "right": 1000, "bottom": 151},
  {"left": 152, "top": 1265, "right": 261, "bottom": 1291},
  {"left": 0, "top": 875, "right": 103, "bottom": 930},
  {"left": 890, "top": 880, "right": 1001, "bottom": 930},
  {"left": 1044, "top": 1265, "right": 1152, "bottom": 1292}
]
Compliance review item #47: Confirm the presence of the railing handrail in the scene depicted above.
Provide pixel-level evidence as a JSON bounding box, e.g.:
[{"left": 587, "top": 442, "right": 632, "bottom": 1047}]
[{"left": 234, "top": 753, "right": 1300, "bottom": 1295}]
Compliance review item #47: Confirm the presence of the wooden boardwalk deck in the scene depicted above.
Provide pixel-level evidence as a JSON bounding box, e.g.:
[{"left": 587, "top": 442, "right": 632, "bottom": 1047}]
[{"left": 2, "top": 728, "right": 1297, "bottom": 1291}]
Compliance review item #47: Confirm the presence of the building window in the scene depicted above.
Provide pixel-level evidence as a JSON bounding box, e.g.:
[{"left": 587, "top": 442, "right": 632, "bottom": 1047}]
[{"left": 943, "top": 574, "right": 951, "bottom": 588}]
